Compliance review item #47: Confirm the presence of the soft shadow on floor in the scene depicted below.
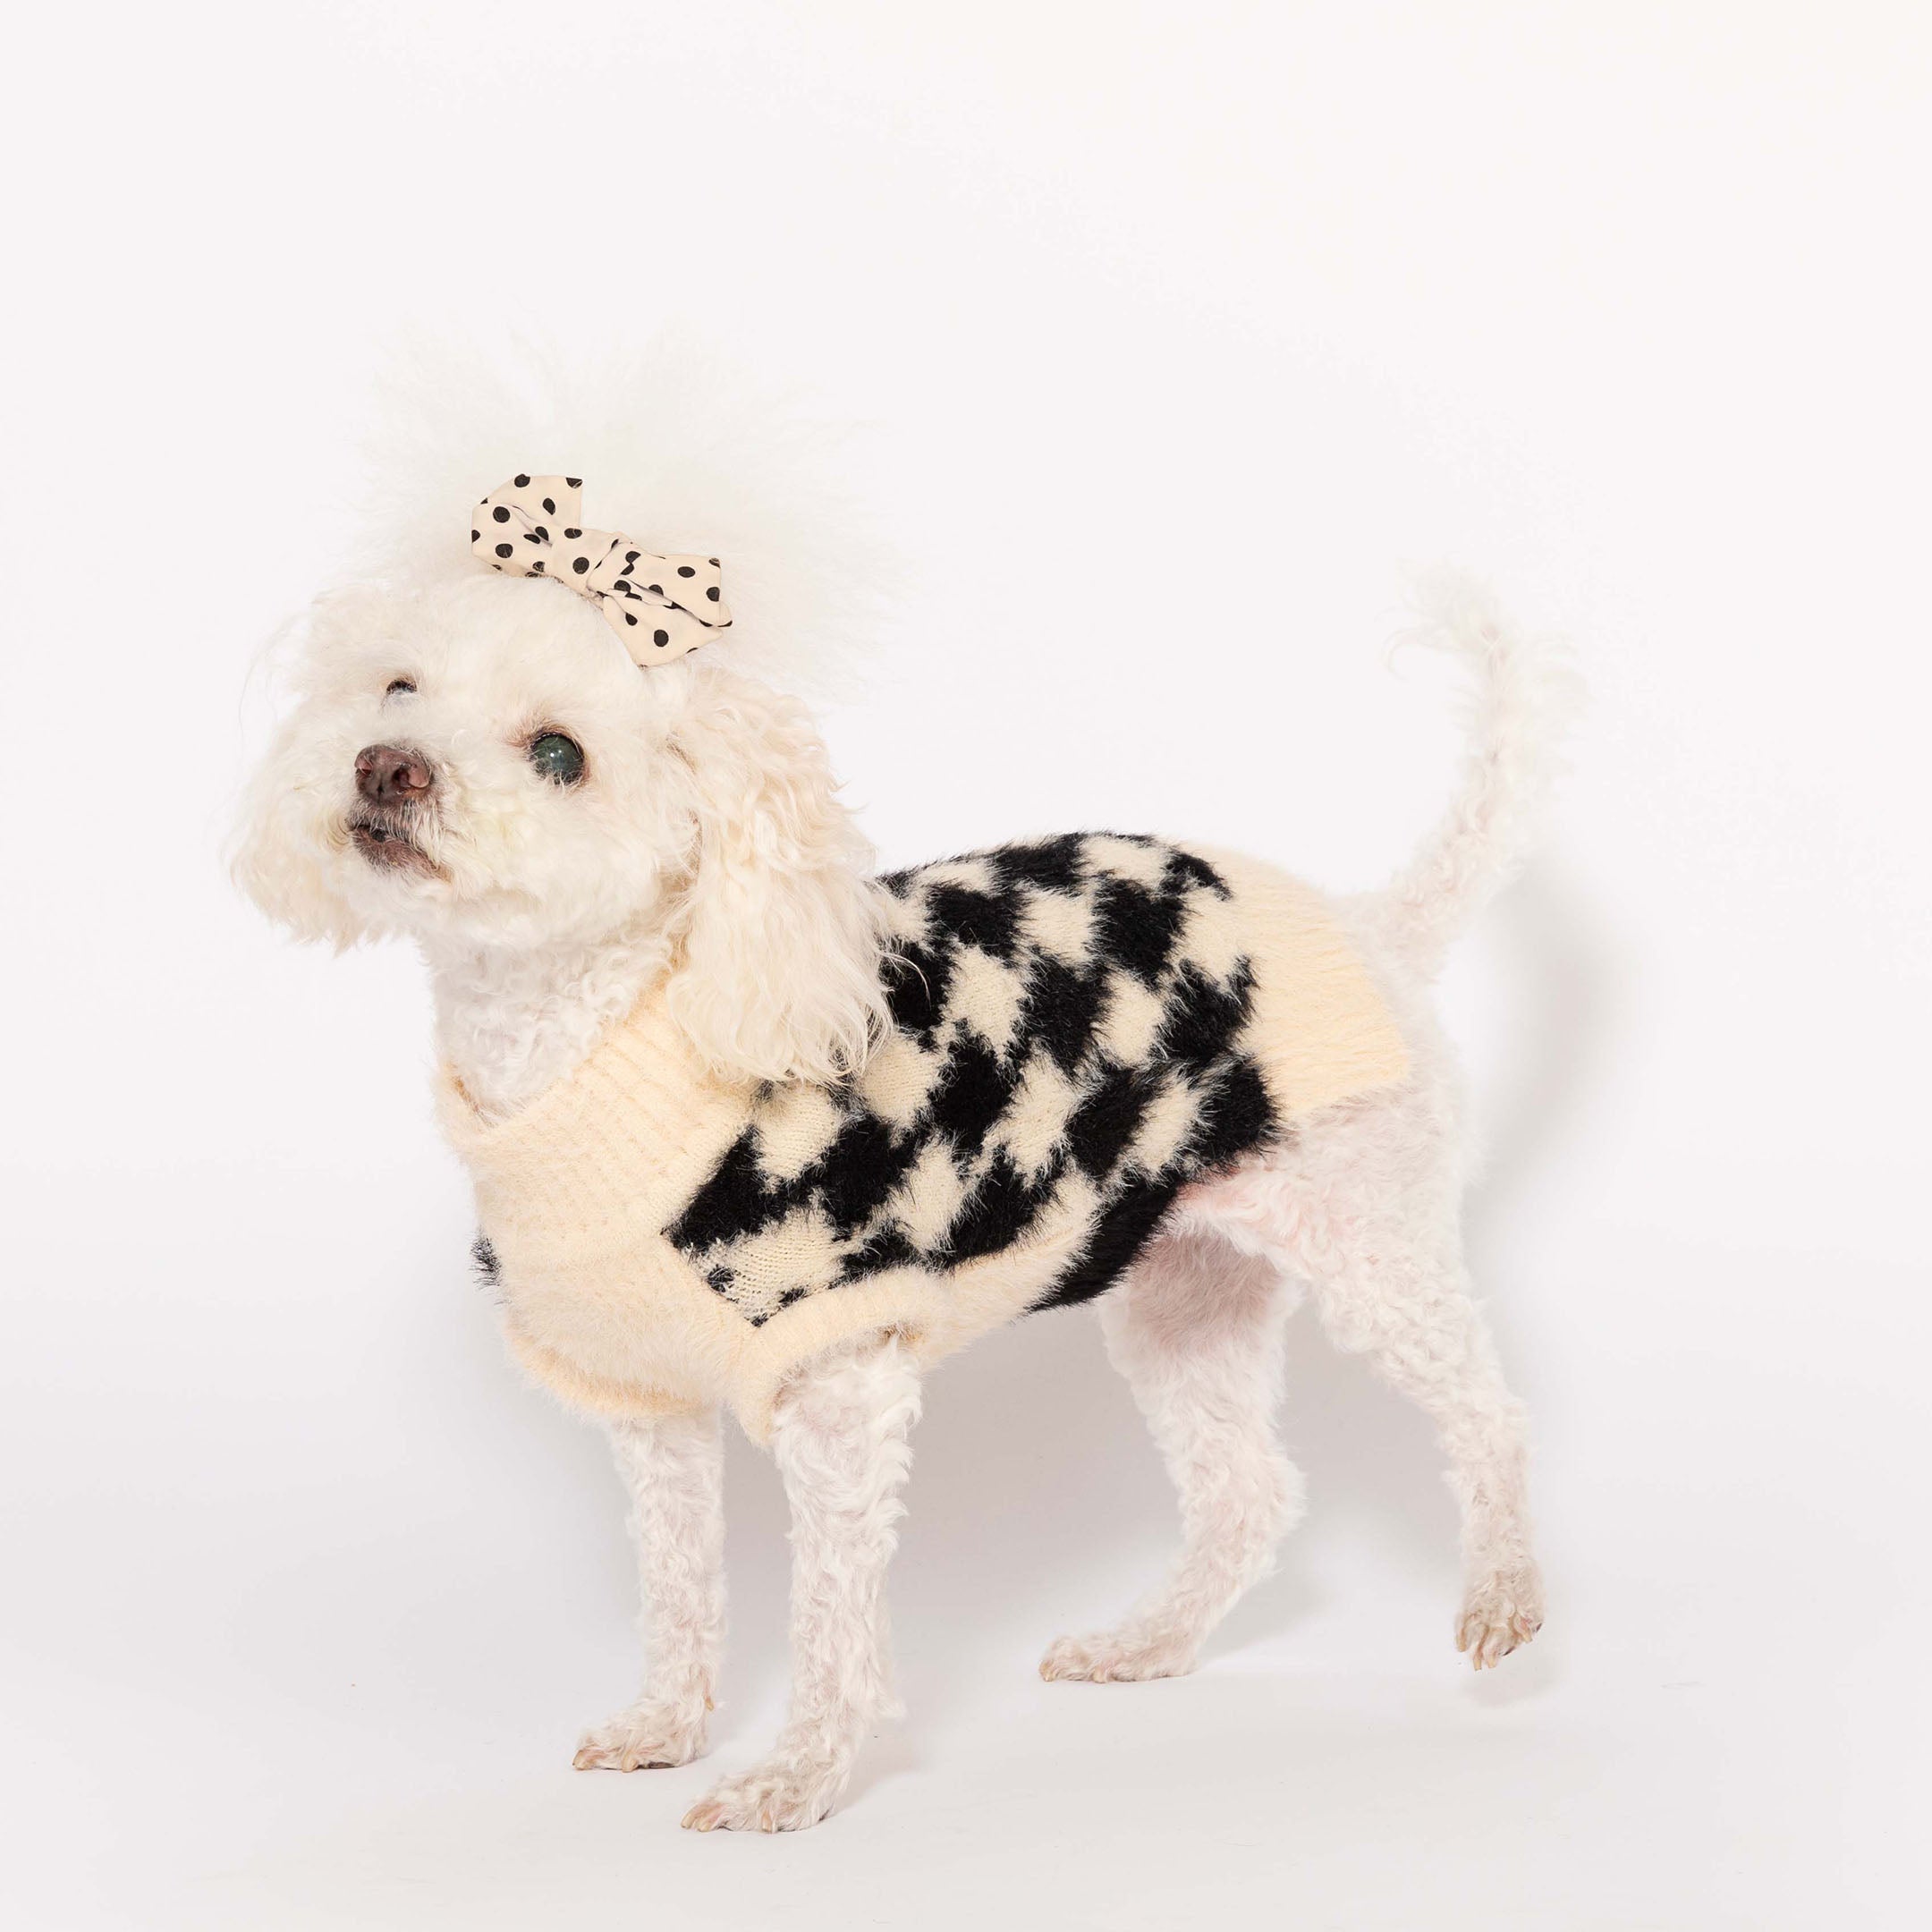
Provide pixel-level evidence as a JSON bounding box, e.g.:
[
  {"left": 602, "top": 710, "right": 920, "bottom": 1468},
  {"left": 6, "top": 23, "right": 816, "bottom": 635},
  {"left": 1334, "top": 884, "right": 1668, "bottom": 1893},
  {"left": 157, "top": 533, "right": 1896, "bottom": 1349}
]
[{"left": 1464, "top": 860, "right": 1623, "bottom": 1249}]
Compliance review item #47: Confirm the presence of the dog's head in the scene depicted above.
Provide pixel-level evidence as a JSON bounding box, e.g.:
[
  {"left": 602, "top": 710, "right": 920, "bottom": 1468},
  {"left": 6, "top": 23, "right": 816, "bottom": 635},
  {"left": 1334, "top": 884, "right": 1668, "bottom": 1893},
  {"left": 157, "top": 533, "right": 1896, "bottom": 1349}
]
[{"left": 233, "top": 564, "right": 886, "bottom": 1084}]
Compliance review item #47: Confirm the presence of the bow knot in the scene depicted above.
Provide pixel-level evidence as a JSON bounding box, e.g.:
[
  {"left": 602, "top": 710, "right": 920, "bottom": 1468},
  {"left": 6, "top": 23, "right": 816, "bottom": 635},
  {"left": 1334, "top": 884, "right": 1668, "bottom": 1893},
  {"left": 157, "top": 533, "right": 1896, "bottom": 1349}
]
[{"left": 470, "top": 475, "right": 732, "bottom": 665}]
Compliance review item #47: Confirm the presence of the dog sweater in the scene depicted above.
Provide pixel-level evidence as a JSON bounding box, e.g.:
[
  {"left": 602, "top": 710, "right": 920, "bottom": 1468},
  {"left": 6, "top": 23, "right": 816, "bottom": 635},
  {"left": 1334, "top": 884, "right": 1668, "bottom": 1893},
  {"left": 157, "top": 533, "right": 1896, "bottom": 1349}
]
[{"left": 438, "top": 835, "right": 1409, "bottom": 1441}]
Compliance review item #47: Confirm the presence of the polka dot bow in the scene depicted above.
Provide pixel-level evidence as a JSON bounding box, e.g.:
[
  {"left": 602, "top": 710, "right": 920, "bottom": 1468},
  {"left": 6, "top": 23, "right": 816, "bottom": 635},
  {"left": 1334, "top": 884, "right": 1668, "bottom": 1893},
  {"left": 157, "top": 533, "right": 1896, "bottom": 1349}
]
[{"left": 470, "top": 474, "right": 732, "bottom": 665}]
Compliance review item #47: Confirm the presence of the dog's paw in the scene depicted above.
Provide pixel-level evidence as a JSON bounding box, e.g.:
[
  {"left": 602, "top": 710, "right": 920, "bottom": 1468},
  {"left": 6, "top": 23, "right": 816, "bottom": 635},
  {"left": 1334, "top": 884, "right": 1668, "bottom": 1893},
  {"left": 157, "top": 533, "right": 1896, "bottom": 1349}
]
[
  {"left": 1038, "top": 1628, "right": 1199, "bottom": 1683},
  {"left": 682, "top": 1755, "right": 844, "bottom": 1834},
  {"left": 1456, "top": 1566, "right": 1546, "bottom": 1670},
  {"left": 572, "top": 1698, "right": 708, "bottom": 1772}
]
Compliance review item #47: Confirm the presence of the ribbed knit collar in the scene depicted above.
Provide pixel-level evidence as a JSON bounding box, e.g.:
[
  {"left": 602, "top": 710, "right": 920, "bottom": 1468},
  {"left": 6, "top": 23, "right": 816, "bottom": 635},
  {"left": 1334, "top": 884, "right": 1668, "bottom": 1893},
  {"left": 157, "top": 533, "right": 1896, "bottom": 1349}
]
[{"left": 435, "top": 979, "right": 743, "bottom": 1170}]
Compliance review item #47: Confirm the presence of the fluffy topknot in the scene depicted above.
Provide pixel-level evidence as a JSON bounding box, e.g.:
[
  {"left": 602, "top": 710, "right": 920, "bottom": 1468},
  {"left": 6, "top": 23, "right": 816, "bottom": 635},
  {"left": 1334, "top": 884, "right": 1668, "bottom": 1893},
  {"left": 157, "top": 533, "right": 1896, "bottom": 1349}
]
[{"left": 347, "top": 331, "right": 897, "bottom": 699}]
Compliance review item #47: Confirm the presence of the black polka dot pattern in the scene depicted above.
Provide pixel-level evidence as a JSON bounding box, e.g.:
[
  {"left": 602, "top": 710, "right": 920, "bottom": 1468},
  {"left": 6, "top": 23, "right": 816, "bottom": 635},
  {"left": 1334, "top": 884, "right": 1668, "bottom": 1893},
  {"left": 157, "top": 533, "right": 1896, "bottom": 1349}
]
[{"left": 468, "top": 473, "right": 733, "bottom": 667}]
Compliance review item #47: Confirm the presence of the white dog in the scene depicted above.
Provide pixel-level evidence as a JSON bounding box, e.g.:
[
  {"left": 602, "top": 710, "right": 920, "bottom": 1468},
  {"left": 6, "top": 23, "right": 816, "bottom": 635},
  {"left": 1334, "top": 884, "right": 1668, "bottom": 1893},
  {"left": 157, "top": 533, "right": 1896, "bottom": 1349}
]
[{"left": 233, "top": 403, "right": 1570, "bottom": 1834}]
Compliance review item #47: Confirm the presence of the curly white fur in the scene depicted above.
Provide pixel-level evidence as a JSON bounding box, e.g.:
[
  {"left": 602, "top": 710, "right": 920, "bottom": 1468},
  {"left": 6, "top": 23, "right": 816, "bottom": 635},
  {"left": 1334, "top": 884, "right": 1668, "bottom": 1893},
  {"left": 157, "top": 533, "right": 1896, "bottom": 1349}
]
[
  {"left": 232, "top": 575, "right": 888, "bottom": 1107},
  {"left": 233, "top": 352, "right": 1573, "bottom": 1828},
  {"left": 1366, "top": 568, "right": 1584, "bottom": 975},
  {"left": 1040, "top": 1228, "right": 1303, "bottom": 1684},
  {"left": 683, "top": 1334, "right": 920, "bottom": 1834},
  {"left": 573, "top": 1410, "right": 725, "bottom": 1774}
]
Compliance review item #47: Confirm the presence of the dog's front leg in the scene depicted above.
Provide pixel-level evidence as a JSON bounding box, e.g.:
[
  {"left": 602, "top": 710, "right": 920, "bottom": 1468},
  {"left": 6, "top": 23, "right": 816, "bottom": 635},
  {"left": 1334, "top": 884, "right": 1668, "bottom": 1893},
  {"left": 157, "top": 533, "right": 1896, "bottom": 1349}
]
[
  {"left": 573, "top": 1408, "right": 724, "bottom": 1773},
  {"left": 683, "top": 1333, "right": 920, "bottom": 1833}
]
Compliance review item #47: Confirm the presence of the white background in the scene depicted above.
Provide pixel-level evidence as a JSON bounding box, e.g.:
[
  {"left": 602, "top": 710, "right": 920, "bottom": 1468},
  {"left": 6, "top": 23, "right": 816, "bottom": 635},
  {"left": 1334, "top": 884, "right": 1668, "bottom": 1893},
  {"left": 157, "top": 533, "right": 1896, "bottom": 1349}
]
[{"left": 3, "top": 4, "right": 1927, "bottom": 1927}]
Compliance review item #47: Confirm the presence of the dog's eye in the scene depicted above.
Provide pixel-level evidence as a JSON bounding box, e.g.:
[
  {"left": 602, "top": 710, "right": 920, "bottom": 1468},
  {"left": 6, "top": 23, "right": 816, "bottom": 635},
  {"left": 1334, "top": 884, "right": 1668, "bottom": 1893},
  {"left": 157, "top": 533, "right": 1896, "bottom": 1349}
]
[
  {"left": 528, "top": 733, "right": 586, "bottom": 786},
  {"left": 385, "top": 678, "right": 417, "bottom": 697}
]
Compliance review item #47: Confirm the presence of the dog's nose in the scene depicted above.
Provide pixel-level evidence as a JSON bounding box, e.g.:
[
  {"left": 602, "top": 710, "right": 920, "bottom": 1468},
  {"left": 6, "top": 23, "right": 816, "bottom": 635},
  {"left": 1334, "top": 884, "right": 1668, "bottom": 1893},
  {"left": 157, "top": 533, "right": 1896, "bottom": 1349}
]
[{"left": 354, "top": 743, "right": 435, "bottom": 805}]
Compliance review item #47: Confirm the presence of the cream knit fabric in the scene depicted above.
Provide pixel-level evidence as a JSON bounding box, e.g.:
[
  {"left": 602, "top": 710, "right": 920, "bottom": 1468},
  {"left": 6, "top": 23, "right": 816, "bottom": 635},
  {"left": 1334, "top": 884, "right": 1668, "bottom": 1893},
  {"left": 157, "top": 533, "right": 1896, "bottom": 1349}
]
[{"left": 438, "top": 839, "right": 1409, "bottom": 1442}]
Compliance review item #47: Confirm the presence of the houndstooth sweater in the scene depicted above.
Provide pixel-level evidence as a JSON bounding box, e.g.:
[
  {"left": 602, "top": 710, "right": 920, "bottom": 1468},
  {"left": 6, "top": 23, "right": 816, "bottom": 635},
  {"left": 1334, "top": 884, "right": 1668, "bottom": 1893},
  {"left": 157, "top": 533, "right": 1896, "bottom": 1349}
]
[{"left": 439, "top": 835, "right": 1408, "bottom": 1441}]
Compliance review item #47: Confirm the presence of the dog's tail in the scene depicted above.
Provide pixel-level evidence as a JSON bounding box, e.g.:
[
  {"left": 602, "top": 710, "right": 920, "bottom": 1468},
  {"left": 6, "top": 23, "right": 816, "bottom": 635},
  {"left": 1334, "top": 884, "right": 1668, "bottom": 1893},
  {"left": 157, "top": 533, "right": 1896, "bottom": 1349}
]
[{"left": 1366, "top": 571, "right": 1580, "bottom": 978}]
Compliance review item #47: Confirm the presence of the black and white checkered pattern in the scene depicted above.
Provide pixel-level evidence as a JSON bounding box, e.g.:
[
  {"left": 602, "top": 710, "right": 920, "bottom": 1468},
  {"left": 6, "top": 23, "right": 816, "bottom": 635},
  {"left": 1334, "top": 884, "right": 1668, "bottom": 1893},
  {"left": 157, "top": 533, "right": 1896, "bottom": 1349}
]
[{"left": 665, "top": 835, "right": 1280, "bottom": 1326}]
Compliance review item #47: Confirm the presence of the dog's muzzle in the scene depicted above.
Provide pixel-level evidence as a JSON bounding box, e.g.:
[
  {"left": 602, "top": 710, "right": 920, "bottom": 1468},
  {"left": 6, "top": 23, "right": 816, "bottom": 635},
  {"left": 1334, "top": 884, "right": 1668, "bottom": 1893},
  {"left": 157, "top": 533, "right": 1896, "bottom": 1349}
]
[{"left": 350, "top": 743, "right": 441, "bottom": 877}]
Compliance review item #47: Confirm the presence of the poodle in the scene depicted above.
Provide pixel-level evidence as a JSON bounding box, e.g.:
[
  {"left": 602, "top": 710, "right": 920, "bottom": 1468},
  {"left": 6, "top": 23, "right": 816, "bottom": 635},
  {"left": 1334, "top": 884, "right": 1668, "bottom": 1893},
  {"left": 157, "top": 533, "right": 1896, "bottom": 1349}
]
[{"left": 233, "top": 386, "right": 1571, "bottom": 1835}]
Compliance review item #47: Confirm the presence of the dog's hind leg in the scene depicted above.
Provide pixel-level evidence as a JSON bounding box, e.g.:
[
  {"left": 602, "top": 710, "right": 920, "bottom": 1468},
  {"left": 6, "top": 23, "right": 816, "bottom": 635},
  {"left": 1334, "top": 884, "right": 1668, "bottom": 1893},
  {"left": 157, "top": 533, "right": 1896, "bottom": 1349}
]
[
  {"left": 683, "top": 1331, "right": 920, "bottom": 1833},
  {"left": 1305, "top": 1228, "right": 1544, "bottom": 1667},
  {"left": 1198, "top": 1140, "right": 1545, "bottom": 1670},
  {"left": 574, "top": 1407, "right": 725, "bottom": 1772},
  {"left": 1040, "top": 1228, "right": 1304, "bottom": 1683}
]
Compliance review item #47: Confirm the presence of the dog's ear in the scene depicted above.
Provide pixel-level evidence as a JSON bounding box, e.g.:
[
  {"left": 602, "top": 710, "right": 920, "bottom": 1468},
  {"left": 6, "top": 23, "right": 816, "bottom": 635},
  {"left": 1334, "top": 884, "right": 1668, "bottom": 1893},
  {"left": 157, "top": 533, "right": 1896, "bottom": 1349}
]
[{"left": 664, "top": 670, "right": 886, "bottom": 1086}]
